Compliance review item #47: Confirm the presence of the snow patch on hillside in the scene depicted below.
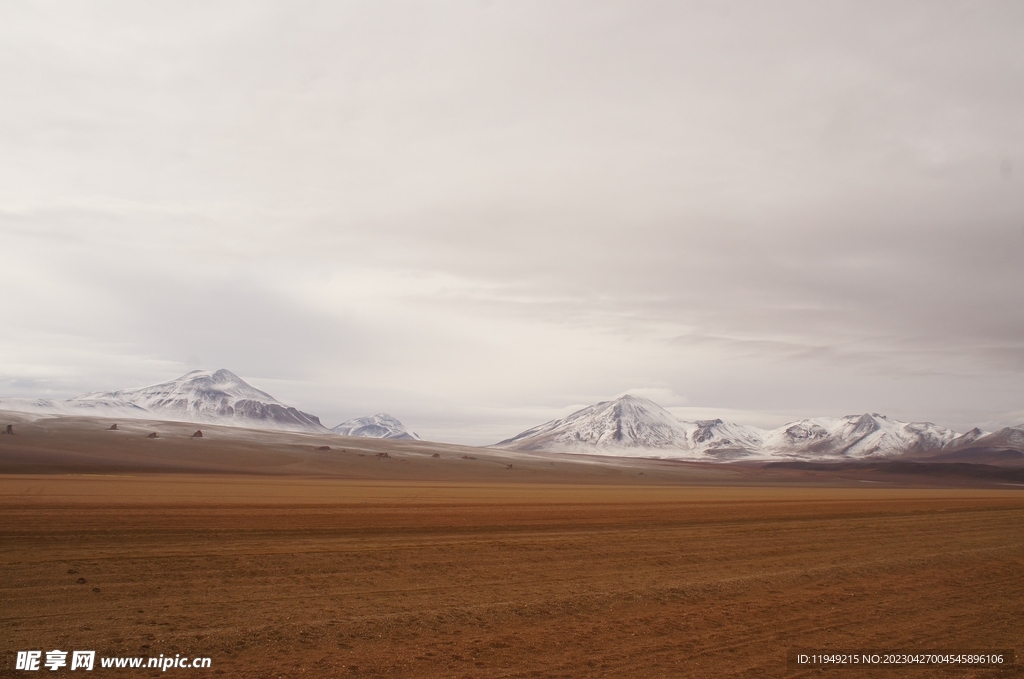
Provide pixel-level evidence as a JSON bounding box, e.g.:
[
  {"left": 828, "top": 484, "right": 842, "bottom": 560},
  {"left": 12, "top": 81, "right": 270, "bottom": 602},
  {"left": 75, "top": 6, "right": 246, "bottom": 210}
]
[{"left": 332, "top": 413, "right": 419, "bottom": 440}]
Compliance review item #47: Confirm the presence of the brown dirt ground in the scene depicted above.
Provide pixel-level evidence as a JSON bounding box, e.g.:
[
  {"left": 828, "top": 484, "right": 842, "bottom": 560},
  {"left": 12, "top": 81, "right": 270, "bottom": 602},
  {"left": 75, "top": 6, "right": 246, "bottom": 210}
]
[{"left": 2, "top": 476, "right": 1023, "bottom": 678}]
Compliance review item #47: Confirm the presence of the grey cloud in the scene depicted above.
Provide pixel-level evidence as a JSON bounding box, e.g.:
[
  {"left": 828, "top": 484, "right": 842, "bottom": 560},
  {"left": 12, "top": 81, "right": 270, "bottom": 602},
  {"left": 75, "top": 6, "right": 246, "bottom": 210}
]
[{"left": 1, "top": 1, "right": 1022, "bottom": 442}]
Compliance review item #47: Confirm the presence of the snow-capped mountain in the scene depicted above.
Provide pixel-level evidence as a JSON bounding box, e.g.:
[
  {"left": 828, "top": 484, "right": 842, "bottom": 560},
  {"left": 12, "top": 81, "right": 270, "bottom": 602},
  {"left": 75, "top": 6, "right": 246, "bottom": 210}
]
[
  {"left": 495, "top": 395, "right": 766, "bottom": 459},
  {"left": 0, "top": 396, "right": 150, "bottom": 419},
  {"left": 332, "top": 413, "right": 419, "bottom": 440},
  {"left": 683, "top": 418, "right": 765, "bottom": 459},
  {"left": 3, "top": 375, "right": 1020, "bottom": 462},
  {"left": 0, "top": 370, "right": 326, "bottom": 433},
  {"left": 759, "top": 413, "right": 958, "bottom": 458},
  {"left": 495, "top": 395, "right": 1004, "bottom": 461},
  {"left": 955, "top": 425, "right": 1024, "bottom": 452},
  {"left": 496, "top": 395, "right": 693, "bottom": 452},
  {"left": 945, "top": 427, "right": 988, "bottom": 449}
]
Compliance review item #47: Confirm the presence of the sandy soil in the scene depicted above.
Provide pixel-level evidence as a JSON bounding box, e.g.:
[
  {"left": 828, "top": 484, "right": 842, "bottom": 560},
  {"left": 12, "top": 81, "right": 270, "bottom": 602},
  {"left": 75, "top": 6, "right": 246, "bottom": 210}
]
[{"left": 2, "top": 475, "right": 1023, "bottom": 678}]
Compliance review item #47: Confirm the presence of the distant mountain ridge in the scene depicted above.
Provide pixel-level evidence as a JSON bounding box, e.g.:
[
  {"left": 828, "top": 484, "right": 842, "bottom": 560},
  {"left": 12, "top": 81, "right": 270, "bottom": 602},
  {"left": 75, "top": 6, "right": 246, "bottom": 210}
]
[
  {"left": 498, "top": 395, "right": 691, "bottom": 450},
  {"left": 332, "top": 413, "right": 419, "bottom": 440},
  {"left": 0, "top": 369, "right": 327, "bottom": 433},
  {"left": 3, "top": 376, "right": 1021, "bottom": 461},
  {"left": 496, "top": 395, "right": 1024, "bottom": 462}
]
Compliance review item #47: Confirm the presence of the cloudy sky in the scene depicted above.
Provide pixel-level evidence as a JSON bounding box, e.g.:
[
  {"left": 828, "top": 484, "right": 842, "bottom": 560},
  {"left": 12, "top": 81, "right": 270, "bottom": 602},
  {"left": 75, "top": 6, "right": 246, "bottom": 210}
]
[{"left": 1, "top": 1, "right": 1022, "bottom": 443}]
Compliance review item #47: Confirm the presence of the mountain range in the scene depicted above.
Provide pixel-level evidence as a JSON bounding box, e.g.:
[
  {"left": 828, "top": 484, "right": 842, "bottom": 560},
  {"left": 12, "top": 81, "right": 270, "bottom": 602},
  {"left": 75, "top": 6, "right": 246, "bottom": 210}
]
[
  {"left": 496, "top": 394, "right": 1024, "bottom": 463},
  {"left": 0, "top": 369, "right": 412, "bottom": 437},
  {"left": 0, "top": 370, "right": 328, "bottom": 433},
  {"left": 2, "top": 373, "right": 1021, "bottom": 462}
]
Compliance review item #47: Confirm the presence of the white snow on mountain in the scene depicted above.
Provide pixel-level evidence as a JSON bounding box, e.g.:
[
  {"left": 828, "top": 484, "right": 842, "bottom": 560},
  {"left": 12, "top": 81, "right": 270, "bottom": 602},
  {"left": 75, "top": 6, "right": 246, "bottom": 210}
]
[
  {"left": 496, "top": 395, "right": 693, "bottom": 452},
  {"left": 682, "top": 418, "right": 765, "bottom": 459},
  {"left": 0, "top": 369, "right": 326, "bottom": 433},
  {"left": 961, "top": 425, "right": 1024, "bottom": 451},
  {"left": 495, "top": 395, "right": 989, "bottom": 461},
  {"left": 759, "top": 413, "right": 959, "bottom": 458},
  {"left": 947, "top": 427, "right": 988, "bottom": 449},
  {"left": 0, "top": 396, "right": 148, "bottom": 419},
  {"left": 4, "top": 377, "right": 1019, "bottom": 461},
  {"left": 331, "top": 413, "right": 420, "bottom": 440},
  {"left": 496, "top": 395, "right": 769, "bottom": 460}
]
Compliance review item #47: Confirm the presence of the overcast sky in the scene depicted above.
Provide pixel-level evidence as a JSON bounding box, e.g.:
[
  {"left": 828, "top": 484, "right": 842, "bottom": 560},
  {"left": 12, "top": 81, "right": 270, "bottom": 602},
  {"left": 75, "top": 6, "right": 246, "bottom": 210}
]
[{"left": 1, "top": 1, "right": 1022, "bottom": 443}]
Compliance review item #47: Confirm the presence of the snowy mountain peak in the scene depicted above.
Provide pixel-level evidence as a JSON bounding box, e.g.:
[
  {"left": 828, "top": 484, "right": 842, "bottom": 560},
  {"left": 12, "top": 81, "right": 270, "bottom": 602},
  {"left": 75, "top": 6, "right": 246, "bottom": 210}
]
[
  {"left": 685, "top": 419, "right": 764, "bottom": 458},
  {"left": 496, "top": 394, "right": 692, "bottom": 451},
  {"left": 332, "top": 413, "right": 419, "bottom": 440},
  {"left": 183, "top": 369, "right": 278, "bottom": 400},
  {"left": 496, "top": 397, "right": 981, "bottom": 461},
  {"left": 966, "top": 424, "right": 1024, "bottom": 450},
  {"left": 760, "top": 413, "right": 957, "bottom": 458},
  {"left": 75, "top": 369, "right": 281, "bottom": 408},
  {"left": 58, "top": 369, "right": 326, "bottom": 432}
]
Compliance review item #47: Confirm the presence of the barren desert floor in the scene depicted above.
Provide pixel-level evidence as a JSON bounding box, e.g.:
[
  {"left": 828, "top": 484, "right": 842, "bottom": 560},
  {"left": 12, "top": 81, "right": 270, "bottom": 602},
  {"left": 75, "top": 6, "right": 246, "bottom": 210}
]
[{"left": 2, "top": 475, "right": 1023, "bottom": 678}]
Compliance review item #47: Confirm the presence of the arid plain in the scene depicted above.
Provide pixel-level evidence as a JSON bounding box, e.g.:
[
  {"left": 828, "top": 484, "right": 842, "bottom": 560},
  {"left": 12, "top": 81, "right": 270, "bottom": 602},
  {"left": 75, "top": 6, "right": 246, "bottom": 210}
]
[{"left": 2, "top": 414, "right": 1023, "bottom": 678}]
